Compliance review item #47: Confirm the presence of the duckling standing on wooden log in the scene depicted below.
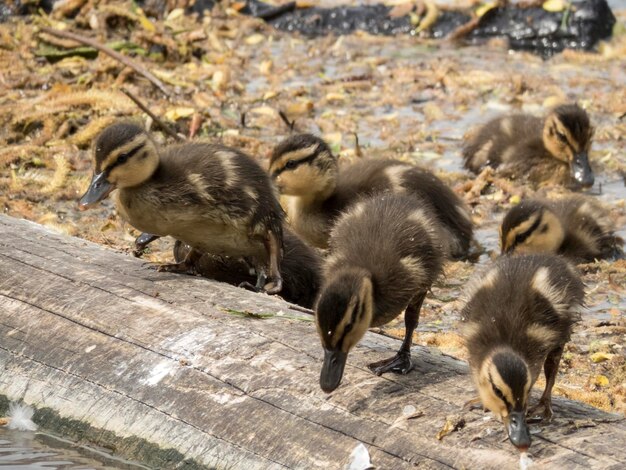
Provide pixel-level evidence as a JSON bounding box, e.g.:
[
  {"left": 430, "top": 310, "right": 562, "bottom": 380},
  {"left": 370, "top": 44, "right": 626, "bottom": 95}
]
[
  {"left": 500, "top": 196, "right": 624, "bottom": 262},
  {"left": 463, "top": 104, "right": 595, "bottom": 188},
  {"left": 173, "top": 228, "right": 322, "bottom": 309},
  {"left": 79, "top": 122, "right": 285, "bottom": 294},
  {"left": 316, "top": 194, "right": 444, "bottom": 392},
  {"left": 268, "top": 133, "right": 473, "bottom": 259},
  {"left": 461, "top": 254, "right": 584, "bottom": 450}
]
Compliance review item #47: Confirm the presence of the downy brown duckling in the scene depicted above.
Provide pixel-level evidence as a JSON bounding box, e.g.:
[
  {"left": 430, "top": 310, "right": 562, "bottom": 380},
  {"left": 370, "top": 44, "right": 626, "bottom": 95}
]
[
  {"left": 79, "top": 122, "right": 285, "bottom": 293},
  {"left": 173, "top": 229, "right": 322, "bottom": 309},
  {"left": 316, "top": 193, "right": 444, "bottom": 393},
  {"left": 463, "top": 104, "right": 595, "bottom": 188},
  {"left": 500, "top": 196, "right": 624, "bottom": 262},
  {"left": 461, "top": 254, "right": 584, "bottom": 450},
  {"left": 268, "top": 133, "right": 473, "bottom": 259}
]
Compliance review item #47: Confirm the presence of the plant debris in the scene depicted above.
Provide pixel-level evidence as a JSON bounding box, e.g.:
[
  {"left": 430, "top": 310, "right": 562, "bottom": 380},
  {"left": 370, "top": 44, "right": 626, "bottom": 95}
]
[
  {"left": 0, "top": 1, "right": 624, "bottom": 417},
  {"left": 436, "top": 414, "right": 466, "bottom": 440}
]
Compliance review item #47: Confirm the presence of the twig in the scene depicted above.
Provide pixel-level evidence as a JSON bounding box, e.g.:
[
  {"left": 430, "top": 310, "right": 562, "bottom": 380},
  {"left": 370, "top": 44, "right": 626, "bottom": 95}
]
[
  {"left": 287, "top": 304, "right": 314, "bottom": 315},
  {"left": 278, "top": 110, "right": 295, "bottom": 132},
  {"left": 40, "top": 27, "right": 171, "bottom": 97},
  {"left": 189, "top": 113, "right": 203, "bottom": 139},
  {"left": 353, "top": 132, "right": 363, "bottom": 158},
  {"left": 121, "top": 88, "right": 184, "bottom": 141},
  {"left": 446, "top": 16, "right": 481, "bottom": 41}
]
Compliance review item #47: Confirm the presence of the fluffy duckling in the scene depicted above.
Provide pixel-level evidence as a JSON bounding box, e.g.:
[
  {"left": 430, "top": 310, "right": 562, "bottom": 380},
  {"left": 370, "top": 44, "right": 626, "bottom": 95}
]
[
  {"left": 463, "top": 104, "right": 595, "bottom": 188},
  {"left": 461, "top": 254, "right": 584, "bottom": 450},
  {"left": 268, "top": 134, "right": 473, "bottom": 259},
  {"left": 316, "top": 193, "right": 444, "bottom": 392},
  {"left": 500, "top": 196, "right": 623, "bottom": 262},
  {"left": 79, "top": 122, "right": 285, "bottom": 293},
  {"left": 173, "top": 229, "right": 322, "bottom": 309}
]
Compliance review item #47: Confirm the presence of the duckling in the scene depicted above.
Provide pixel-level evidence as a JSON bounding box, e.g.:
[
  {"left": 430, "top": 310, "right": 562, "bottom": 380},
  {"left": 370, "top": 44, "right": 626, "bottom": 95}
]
[
  {"left": 500, "top": 196, "right": 624, "bottom": 262},
  {"left": 463, "top": 104, "right": 595, "bottom": 188},
  {"left": 79, "top": 122, "right": 285, "bottom": 293},
  {"left": 461, "top": 254, "right": 584, "bottom": 450},
  {"left": 268, "top": 133, "right": 473, "bottom": 259},
  {"left": 173, "top": 228, "right": 322, "bottom": 309},
  {"left": 316, "top": 193, "right": 444, "bottom": 392}
]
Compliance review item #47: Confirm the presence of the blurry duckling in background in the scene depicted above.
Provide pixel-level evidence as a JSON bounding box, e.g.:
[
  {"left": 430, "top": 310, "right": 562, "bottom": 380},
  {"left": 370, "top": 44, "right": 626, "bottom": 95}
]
[
  {"left": 173, "top": 229, "right": 322, "bottom": 309},
  {"left": 79, "top": 122, "right": 284, "bottom": 293},
  {"left": 463, "top": 104, "right": 595, "bottom": 189},
  {"left": 268, "top": 133, "right": 473, "bottom": 259},
  {"left": 316, "top": 193, "right": 444, "bottom": 393},
  {"left": 461, "top": 254, "right": 584, "bottom": 451},
  {"left": 500, "top": 196, "right": 624, "bottom": 262}
]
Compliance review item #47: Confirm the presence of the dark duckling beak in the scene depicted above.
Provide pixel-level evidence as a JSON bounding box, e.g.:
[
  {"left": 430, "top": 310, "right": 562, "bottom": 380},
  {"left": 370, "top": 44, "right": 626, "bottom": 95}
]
[
  {"left": 506, "top": 410, "right": 531, "bottom": 451},
  {"left": 79, "top": 172, "right": 114, "bottom": 211},
  {"left": 320, "top": 349, "right": 348, "bottom": 393},
  {"left": 570, "top": 152, "right": 594, "bottom": 188}
]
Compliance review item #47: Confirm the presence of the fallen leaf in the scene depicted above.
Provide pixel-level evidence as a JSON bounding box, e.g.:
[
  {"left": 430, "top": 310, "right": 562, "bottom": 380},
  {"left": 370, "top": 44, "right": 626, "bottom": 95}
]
[
  {"left": 0, "top": 418, "right": 8, "bottom": 426},
  {"left": 594, "top": 375, "right": 609, "bottom": 387},
  {"left": 245, "top": 34, "right": 265, "bottom": 46},
  {"left": 259, "top": 60, "right": 273, "bottom": 75},
  {"left": 325, "top": 92, "right": 346, "bottom": 103},
  {"left": 543, "top": 0, "right": 568, "bottom": 12},
  {"left": 590, "top": 352, "right": 614, "bottom": 363},
  {"left": 476, "top": 2, "right": 498, "bottom": 18},
  {"left": 165, "top": 107, "right": 195, "bottom": 121},
  {"left": 166, "top": 8, "right": 184, "bottom": 21},
  {"left": 436, "top": 415, "right": 466, "bottom": 440},
  {"left": 284, "top": 100, "right": 313, "bottom": 117}
]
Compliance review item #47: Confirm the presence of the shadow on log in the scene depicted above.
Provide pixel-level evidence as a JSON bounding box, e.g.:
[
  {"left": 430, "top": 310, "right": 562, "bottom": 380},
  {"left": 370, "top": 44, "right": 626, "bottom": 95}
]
[{"left": 0, "top": 215, "right": 625, "bottom": 469}]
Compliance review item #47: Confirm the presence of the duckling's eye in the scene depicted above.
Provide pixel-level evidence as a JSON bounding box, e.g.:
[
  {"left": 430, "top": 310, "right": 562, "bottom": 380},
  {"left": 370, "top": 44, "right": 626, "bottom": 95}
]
[
  {"left": 556, "top": 131, "right": 567, "bottom": 143},
  {"left": 285, "top": 160, "right": 297, "bottom": 170},
  {"left": 492, "top": 383, "right": 507, "bottom": 405},
  {"left": 117, "top": 154, "right": 129, "bottom": 164}
]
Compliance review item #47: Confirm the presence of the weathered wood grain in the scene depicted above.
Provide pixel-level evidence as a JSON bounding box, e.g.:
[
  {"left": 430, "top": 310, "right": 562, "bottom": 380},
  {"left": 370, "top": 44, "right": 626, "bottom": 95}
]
[{"left": 0, "top": 214, "right": 624, "bottom": 470}]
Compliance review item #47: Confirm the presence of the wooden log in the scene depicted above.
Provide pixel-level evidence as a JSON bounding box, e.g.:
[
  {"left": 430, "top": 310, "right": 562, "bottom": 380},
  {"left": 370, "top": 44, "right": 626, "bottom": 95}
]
[{"left": 0, "top": 214, "right": 624, "bottom": 469}]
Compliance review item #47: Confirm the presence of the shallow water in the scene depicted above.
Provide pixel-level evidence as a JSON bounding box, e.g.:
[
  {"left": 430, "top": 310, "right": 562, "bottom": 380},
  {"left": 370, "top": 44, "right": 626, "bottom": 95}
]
[{"left": 0, "top": 429, "right": 146, "bottom": 470}]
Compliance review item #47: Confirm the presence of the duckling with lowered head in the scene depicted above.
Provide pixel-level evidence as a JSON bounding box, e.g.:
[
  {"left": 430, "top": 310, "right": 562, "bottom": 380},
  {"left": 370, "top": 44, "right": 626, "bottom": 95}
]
[
  {"left": 79, "top": 122, "right": 285, "bottom": 293},
  {"left": 463, "top": 104, "right": 595, "bottom": 188},
  {"left": 316, "top": 193, "right": 444, "bottom": 392},
  {"left": 173, "top": 228, "right": 322, "bottom": 309},
  {"left": 269, "top": 133, "right": 473, "bottom": 259},
  {"left": 500, "top": 196, "right": 624, "bottom": 262},
  {"left": 461, "top": 254, "right": 584, "bottom": 450}
]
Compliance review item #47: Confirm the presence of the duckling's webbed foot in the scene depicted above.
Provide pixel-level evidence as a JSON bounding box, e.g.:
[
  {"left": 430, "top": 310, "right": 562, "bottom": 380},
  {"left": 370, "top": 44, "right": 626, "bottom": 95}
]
[
  {"left": 368, "top": 351, "right": 413, "bottom": 376},
  {"left": 239, "top": 270, "right": 267, "bottom": 292},
  {"left": 528, "top": 346, "right": 562, "bottom": 422},
  {"left": 133, "top": 233, "right": 160, "bottom": 257},
  {"left": 463, "top": 396, "right": 484, "bottom": 412},
  {"left": 157, "top": 247, "right": 202, "bottom": 275},
  {"left": 262, "top": 228, "right": 283, "bottom": 295},
  {"left": 527, "top": 399, "right": 553, "bottom": 423},
  {"left": 368, "top": 291, "right": 426, "bottom": 377}
]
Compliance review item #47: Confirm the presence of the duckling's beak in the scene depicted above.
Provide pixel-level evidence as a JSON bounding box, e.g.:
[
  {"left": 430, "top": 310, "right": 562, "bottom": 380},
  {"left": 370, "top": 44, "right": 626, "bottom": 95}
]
[
  {"left": 320, "top": 349, "right": 348, "bottom": 393},
  {"left": 79, "top": 172, "right": 114, "bottom": 210},
  {"left": 570, "top": 152, "right": 594, "bottom": 188},
  {"left": 505, "top": 410, "right": 531, "bottom": 451}
]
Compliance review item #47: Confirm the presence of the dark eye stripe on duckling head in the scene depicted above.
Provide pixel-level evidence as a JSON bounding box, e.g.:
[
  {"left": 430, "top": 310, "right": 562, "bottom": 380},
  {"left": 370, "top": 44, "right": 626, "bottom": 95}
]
[
  {"left": 95, "top": 123, "right": 145, "bottom": 165},
  {"left": 489, "top": 373, "right": 512, "bottom": 409},
  {"left": 492, "top": 352, "right": 529, "bottom": 409},
  {"left": 504, "top": 212, "right": 543, "bottom": 252},
  {"left": 101, "top": 142, "right": 146, "bottom": 174},
  {"left": 271, "top": 146, "right": 320, "bottom": 176},
  {"left": 554, "top": 104, "right": 591, "bottom": 147}
]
